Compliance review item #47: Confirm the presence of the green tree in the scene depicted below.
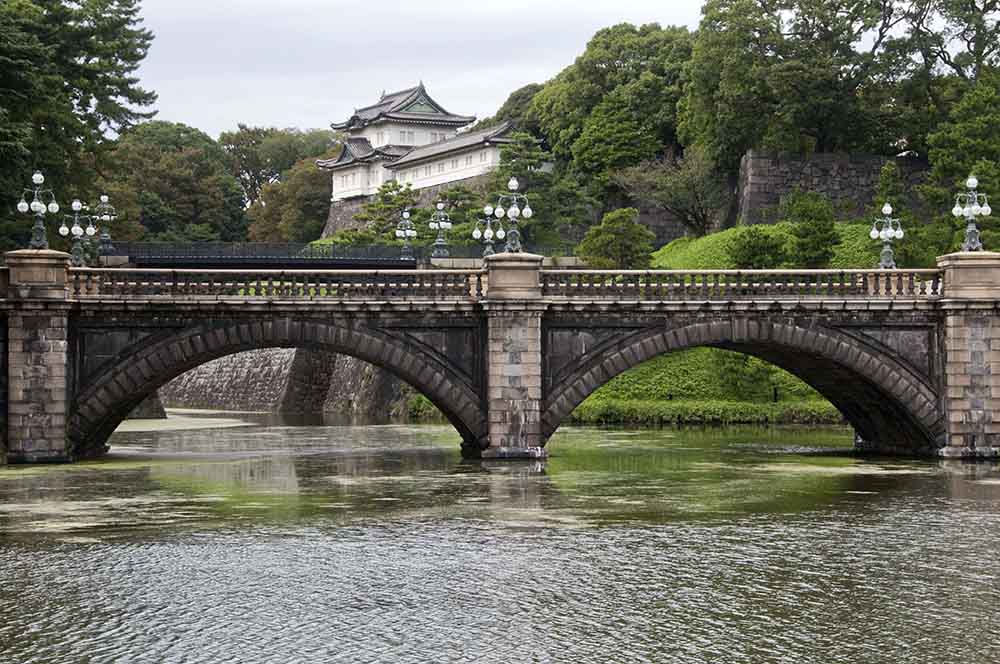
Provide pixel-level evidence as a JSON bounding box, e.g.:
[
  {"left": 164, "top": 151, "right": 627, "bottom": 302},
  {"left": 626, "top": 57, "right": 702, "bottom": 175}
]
[
  {"left": 220, "top": 125, "right": 335, "bottom": 206},
  {"left": 353, "top": 180, "right": 419, "bottom": 237},
  {"left": 247, "top": 150, "right": 334, "bottom": 242},
  {"left": 613, "top": 145, "right": 727, "bottom": 237},
  {"left": 101, "top": 121, "right": 246, "bottom": 242},
  {"left": 575, "top": 207, "right": 655, "bottom": 268},
  {"left": 921, "top": 73, "right": 1000, "bottom": 251},
  {"left": 679, "top": 0, "right": 900, "bottom": 172},
  {"left": 782, "top": 190, "right": 840, "bottom": 268},
  {"left": 570, "top": 85, "right": 662, "bottom": 193},
  {"left": 729, "top": 226, "right": 787, "bottom": 268},
  {"left": 487, "top": 131, "right": 595, "bottom": 245},
  {"left": 0, "top": 0, "right": 156, "bottom": 248},
  {"left": 530, "top": 23, "right": 692, "bottom": 163},
  {"left": 473, "top": 83, "right": 543, "bottom": 133}
]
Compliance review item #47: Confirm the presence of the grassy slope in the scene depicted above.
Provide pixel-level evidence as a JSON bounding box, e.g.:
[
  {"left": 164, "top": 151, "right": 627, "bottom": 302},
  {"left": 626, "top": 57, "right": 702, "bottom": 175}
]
[{"left": 572, "top": 223, "right": 877, "bottom": 426}]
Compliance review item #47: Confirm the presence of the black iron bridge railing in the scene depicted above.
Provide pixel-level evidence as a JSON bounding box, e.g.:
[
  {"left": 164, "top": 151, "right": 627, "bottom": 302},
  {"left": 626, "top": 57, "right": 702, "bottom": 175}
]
[{"left": 110, "top": 242, "right": 577, "bottom": 268}]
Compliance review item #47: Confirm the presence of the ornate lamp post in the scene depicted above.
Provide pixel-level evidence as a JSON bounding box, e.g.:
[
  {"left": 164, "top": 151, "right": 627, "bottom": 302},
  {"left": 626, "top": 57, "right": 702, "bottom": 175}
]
[
  {"left": 395, "top": 208, "right": 417, "bottom": 259},
  {"left": 58, "top": 199, "right": 88, "bottom": 266},
  {"left": 869, "top": 202, "right": 904, "bottom": 269},
  {"left": 472, "top": 214, "right": 504, "bottom": 257},
  {"left": 93, "top": 194, "right": 117, "bottom": 258},
  {"left": 16, "top": 171, "right": 60, "bottom": 249},
  {"left": 428, "top": 201, "right": 453, "bottom": 258},
  {"left": 483, "top": 176, "right": 533, "bottom": 253},
  {"left": 58, "top": 194, "right": 117, "bottom": 266},
  {"left": 952, "top": 174, "right": 992, "bottom": 252}
]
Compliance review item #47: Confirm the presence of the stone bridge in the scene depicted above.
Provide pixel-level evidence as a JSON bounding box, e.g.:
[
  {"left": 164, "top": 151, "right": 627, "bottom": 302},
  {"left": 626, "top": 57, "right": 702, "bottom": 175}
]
[{"left": 2, "top": 249, "right": 999, "bottom": 464}]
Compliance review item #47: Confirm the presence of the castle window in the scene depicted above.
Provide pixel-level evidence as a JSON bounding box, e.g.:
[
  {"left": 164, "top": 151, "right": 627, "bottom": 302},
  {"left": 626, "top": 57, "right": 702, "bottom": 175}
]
[
  {"left": 451, "top": 159, "right": 458, "bottom": 169},
  {"left": 399, "top": 130, "right": 406, "bottom": 142},
  {"left": 466, "top": 155, "right": 473, "bottom": 166},
  {"left": 438, "top": 162, "right": 445, "bottom": 173},
  {"left": 425, "top": 165, "right": 431, "bottom": 177},
  {"left": 407, "top": 131, "right": 415, "bottom": 143},
  {"left": 480, "top": 150, "right": 486, "bottom": 162}
]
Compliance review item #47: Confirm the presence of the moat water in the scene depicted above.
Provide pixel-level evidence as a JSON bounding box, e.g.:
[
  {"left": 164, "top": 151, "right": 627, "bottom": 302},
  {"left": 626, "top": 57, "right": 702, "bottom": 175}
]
[{"left": 1, "top": 412, "right": 1000, "bottom": 663}]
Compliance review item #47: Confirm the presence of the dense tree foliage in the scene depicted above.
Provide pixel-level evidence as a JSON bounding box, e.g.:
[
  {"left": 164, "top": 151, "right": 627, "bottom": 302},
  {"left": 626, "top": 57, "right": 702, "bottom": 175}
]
[
  {"left": 576, "top": 207, "right": 656, "bottom": 269},
  {"left": 614, "top": 145, "right": 727, "bottom": 237},
  {"left": 679, "top": 0, "right": 904, "bottom": 172},
  {"left": 729, "top": 226, "right": 787, "bottom": 268},
  {"left": 484, "top": 132, "right": 595, "bottom": 245},
  {"left": 101, "top": 122, "right": 245, "bottom": 242},
  {"left": 0, "top": 0, "right": 155, "bottom": 249},
  {"left": 246, "top": 149, "right": 337, "bottom": 243},
  {"left": 353, "top": 181, "right": 419, "bottom": 238},
  {"left": 220, "top": 125, "right": 334, "bottom": 205},
  {"left": 472, "top": 84, "right": 543, "bottom": 133},
  {"left": 530, "top": 23, "right": 691, "bottom": 199},
  {"left": 781, "top": 190, "right": 841, "bottom": 268}
]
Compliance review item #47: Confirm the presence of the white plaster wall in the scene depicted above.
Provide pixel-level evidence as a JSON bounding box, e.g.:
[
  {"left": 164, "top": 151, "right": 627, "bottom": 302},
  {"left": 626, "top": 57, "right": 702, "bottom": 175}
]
[
  {"left": 357, "top": 123, "right": 457, "bottom": 148},
  {"left": 332, "top": 164, "right": 391, "bottom": 201},
  {"left": 393, "top": 146, "right": 500, "bottom": 190}
]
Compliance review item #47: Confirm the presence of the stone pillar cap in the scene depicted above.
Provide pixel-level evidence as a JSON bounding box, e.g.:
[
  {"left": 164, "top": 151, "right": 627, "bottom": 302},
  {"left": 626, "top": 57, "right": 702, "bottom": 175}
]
[
  {"left": 4, "top": 248, "right": 72, "bottom": 261},
  {"left": 937, "top": 251, "right": 1000, "bottom": 266},
  {"left": 485, "top": 252, "right": 544, "bottom": 265}
]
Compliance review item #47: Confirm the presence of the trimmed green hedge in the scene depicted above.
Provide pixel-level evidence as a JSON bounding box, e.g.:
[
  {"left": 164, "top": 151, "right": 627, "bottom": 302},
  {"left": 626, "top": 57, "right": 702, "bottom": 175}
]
[
  {"left": 651, "top": 222, "right": 879, "bottom": 270},
  {"left": 571, "top": 399, "right": 842, "bottom": 426}
]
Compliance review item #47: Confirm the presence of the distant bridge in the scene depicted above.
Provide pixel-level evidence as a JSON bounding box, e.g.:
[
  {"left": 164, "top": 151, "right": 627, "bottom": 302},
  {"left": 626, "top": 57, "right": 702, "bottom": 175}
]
[
  {"left": 108, "top": 241, "right": 575, "bottom": 269},
  {"left": 2, "top": 249, "right": 998, "bottom": 464}
]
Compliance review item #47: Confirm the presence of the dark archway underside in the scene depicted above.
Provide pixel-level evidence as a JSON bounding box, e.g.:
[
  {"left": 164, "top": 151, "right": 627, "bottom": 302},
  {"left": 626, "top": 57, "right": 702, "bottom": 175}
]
[
  {"left": 541, "top": 318, "right": 944, "bottom": 455},
  {"left": 70, "top": 318, "right": 487, "bottom": 460}
]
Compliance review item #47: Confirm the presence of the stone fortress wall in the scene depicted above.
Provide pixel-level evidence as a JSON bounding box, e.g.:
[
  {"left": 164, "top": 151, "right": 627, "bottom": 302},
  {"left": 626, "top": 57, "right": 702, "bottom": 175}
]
[
  {"left": 737, "top": 151, "right": 930, "bottom": 225},
  {"left": 159, "top": 348, "right": 416, "bottom": 420}
]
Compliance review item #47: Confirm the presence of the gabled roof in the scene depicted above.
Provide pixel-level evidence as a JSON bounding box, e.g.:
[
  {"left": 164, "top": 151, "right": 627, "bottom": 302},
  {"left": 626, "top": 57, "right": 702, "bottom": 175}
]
[
  {"left": 331, "top": 82, "right": 475, "bottom": 131},
  {"left": 316, "top": 138, "right": 410, "bottom": 171},
  {"left": 389, "top": 121, "right": 515, "bottom": 169}
]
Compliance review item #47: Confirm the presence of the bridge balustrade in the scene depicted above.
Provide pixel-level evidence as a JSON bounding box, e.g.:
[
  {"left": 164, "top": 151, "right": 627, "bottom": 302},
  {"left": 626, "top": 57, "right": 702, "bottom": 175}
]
[
  {"left": 68, "top": 268, "right": 486, "bottom": 300},
  {"left": 540, "top": 269, "right": 944, "bottom": 300}
]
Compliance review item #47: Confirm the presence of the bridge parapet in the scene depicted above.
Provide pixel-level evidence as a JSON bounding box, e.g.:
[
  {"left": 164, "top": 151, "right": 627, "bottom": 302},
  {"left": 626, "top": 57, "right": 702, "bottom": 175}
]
[
  {"left": 68, "top": 267, "right": 485, "bottom": 301},
  {"left": 540, "top": 268, "right": 944, "bottom": 300}
]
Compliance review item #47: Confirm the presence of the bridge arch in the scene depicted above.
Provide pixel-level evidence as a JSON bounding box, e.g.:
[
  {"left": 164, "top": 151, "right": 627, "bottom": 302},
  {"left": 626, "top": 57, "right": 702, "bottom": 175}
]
[
  {"left": 69, "top": 317, "right": 486, "bottom": 460},
  {"left": 542, "top": 318, "right": 945, "bottom": 454}
]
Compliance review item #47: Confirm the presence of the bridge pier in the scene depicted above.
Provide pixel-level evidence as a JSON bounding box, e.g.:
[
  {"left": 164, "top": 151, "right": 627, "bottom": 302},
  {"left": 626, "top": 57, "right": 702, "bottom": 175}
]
[
  {"left": 5, "top": 250, "right": 73, "bottom": 463},
  {"left": 481, "top": 253, "right": 547, "bottom": 459},
  {"left": 939, "top": 252, "right": 1000, "bottom": 458}
]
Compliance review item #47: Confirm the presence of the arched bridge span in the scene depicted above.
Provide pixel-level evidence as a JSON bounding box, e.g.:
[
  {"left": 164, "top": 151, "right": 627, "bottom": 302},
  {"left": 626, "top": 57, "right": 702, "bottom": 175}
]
[
  {"left": 542, "top": 312, "right": 945, "bottom": 454},
  {"left": 2, "top": 252, "right": 996, "bottom": 463}
]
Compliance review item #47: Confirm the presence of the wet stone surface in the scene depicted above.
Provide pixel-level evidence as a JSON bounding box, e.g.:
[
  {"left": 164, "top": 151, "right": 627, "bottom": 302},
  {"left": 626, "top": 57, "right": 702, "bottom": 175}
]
[{"left": 1, "top": 413, "right": 1000, "bottom": 663}]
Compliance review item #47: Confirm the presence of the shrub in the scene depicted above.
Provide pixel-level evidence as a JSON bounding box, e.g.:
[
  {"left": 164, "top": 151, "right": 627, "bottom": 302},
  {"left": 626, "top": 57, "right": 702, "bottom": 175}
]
[{"left": 728, "top": 225, "right": 787, "bottom": 268}]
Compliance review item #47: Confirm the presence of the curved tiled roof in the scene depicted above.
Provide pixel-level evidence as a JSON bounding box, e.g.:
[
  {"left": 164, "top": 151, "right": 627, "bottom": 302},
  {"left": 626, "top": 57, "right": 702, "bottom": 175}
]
[
  {"left": 316, "top": 139, "right": 410, "bottom": 171},
  {"left": 331, "top": 83, "right": 475, "bottom": 131},
  {"left": 389, "top": 122, "right": 514, "bottom": 168}
]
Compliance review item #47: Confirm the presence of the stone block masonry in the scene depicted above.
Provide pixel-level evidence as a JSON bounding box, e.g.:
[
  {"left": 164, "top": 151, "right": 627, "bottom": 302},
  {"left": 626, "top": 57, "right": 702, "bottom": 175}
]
[
  {"left": 482, "top": 252, "right": 547, "bottom": 458},
  {"left": 737, "top": 151, "right": 929, "bottom": 225},
  {"left": 7, "top": 310, "right": 71, "bottom": 462},
  {"left": 485, "top": 306, "right": 544, "bottom": 453},
  {"left": 4, "top": 249, "right": 74, "bottom": 462},
  {"left": 939, "top": 252, "right": 1000, "bottom": 457}
]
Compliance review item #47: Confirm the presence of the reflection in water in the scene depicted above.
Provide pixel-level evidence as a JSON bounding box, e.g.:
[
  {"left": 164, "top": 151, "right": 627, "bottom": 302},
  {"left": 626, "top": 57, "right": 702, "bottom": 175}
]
[{"left": 1, "top": 417, "right": 999, "bottom": 663}]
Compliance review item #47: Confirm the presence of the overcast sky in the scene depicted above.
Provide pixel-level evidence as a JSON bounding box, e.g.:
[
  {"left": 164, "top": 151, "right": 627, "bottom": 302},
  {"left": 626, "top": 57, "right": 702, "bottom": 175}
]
[{"left": 137, "top": 0, "right": 704, "bottom": 138}]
